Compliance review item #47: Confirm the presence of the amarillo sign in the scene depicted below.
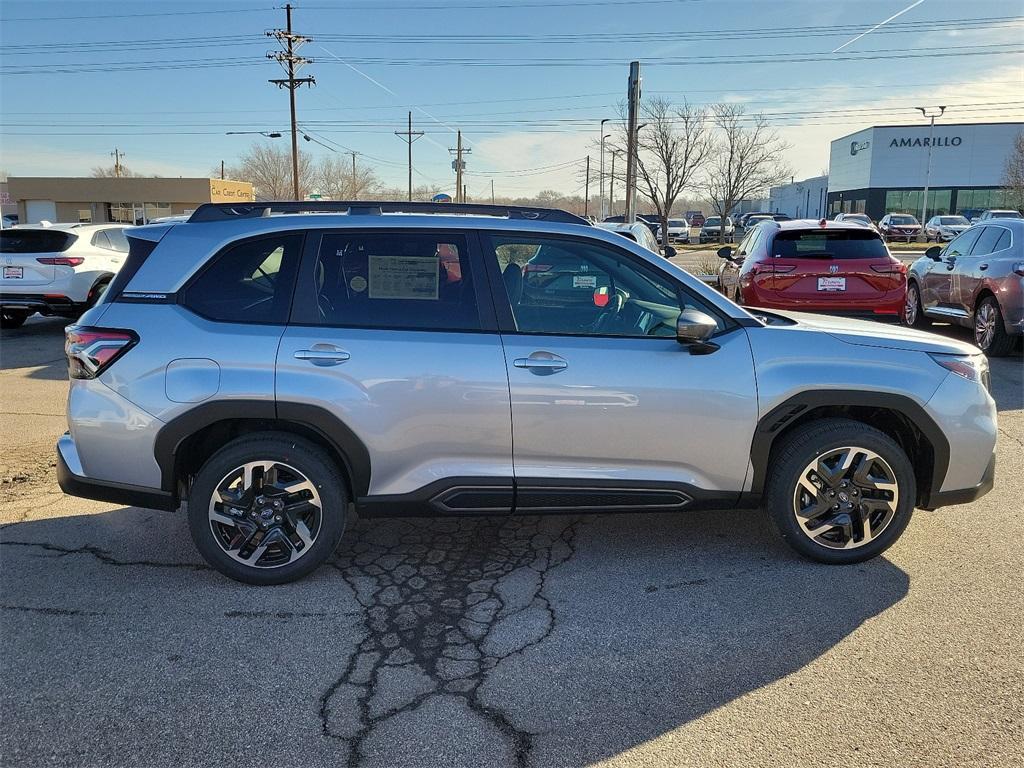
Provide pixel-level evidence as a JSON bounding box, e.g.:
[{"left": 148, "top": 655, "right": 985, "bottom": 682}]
[{"left": 889, "top": 136, "right": 962, "bottom": 148}]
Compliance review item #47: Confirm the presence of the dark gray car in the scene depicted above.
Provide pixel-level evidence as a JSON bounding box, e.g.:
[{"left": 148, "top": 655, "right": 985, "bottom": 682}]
[{"left": 905, "top": 219, "right": 1024, "bottom": 356}]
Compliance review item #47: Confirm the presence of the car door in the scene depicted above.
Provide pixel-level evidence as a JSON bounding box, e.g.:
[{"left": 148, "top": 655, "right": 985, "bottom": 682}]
[
  {"left": 480, "top": 230, "right": 758, "bottom": 510},
  {"left": 276, "top": 228, "right": 514, "bottom": 510},
  {"left": 922, "top": 227, "right": 983, "bottom": 310},
  {"left": 953, "top": 225, "right": 1004, "bottom": 313}
]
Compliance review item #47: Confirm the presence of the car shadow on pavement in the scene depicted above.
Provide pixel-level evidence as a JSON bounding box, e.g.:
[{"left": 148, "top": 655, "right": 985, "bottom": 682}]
[
  {"left": 0, "top": 317, "right": 70, "bottom": 381},
  {"left": 0, "top": 504, "right": 909, "bottom": 768}
]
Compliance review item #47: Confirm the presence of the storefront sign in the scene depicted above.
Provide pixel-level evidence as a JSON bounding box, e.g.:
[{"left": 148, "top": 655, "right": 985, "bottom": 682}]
[{"left": 889, "top": 136, "right": 962, "bottom": 148}]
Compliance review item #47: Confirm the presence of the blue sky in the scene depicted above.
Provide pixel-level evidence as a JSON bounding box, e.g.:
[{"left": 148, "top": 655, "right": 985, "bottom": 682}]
[{"left": 1, "top": 0, "right": 1021, "bottom": 197}]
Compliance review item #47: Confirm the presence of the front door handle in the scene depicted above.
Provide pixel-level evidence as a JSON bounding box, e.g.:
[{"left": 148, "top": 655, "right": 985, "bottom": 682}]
[
  {"left": 294, "top": 346, "right": 351, "bottom": 366},
  {"left": 979, "top": 263, "right": 988, "bottom": 271},
  {"left": 513, "top": 353, "right": 568, "bottom": 374}
]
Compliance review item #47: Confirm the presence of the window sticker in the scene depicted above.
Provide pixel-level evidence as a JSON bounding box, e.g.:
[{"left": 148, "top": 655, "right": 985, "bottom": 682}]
[
  {"left": 350, "top": 276, "right": 368, "bottom": 293},
  {"left": 367, "top": 255, "right": 439, "bottom": 300},
  {"left": 573, "top": 275, "right": 597, "bottom": 289}
]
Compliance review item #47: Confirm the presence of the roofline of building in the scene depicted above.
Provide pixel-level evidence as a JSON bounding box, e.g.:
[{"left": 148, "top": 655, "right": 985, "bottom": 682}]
[{"left": 830, "top": 121, "right": 1024, "bottom": 144}]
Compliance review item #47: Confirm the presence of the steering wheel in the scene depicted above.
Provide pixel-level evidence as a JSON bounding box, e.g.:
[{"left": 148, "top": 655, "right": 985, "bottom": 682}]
[{"left": 588, "top": 290, "right": 625, "bottom": 334}]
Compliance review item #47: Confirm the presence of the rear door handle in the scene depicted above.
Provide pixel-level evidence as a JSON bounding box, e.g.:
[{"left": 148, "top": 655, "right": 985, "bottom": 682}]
[
  {"left": 513, "top": 353, "right": 568, "bottom": 374},
  {"left": 294, "top": 346, "right": 351, "bottom": 366},
  {"left": 979, "top": 264, "right": 988, "bottom": 271}
]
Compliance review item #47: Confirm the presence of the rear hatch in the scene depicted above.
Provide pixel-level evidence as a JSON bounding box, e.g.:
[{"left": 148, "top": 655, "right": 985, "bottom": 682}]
[
  {"left": 764, "top": 228, "right": 904, "bottom": 307},
  {"left": 0, "top": 229, "right": 78, "bottom": 288}
]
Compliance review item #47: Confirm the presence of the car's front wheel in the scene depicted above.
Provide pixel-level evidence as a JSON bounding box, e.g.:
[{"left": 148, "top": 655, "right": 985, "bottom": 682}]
[
  {"left": 903, "top": 282, "right": 930, "bottom": 327},
  {"left": 187, "top": 432, "right": 348, "bottom": 584},
  {"left": 974, "top": 296, "right": 1016, "bottom": 357},
  {"left": 765, "top": 419, "right": 915, "bottom": 564}
]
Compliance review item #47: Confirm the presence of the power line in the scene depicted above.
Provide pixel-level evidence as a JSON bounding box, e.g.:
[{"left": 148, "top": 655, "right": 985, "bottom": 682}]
[{"left": 0, "top": 6, "right": 274, "bottom": 22}]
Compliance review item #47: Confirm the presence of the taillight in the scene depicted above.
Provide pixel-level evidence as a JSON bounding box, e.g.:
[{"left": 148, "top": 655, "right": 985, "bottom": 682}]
[
  {"left": 751, "top": 263, "right": 796, "bottom": 275},
  {"left": 871, "top": 262, "right": 908, "bottom": 274},
  {"left": 36, "top": 257, "right": 85, "bottom": 267},
  {"left": 64, "top": 325, "right": 137, "bottom": 380}
]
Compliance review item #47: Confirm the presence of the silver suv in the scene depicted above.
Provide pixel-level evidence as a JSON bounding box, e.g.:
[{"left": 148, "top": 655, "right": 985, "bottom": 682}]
[{"left": 58, "top": 202, "right": 997, "bottom": 584}]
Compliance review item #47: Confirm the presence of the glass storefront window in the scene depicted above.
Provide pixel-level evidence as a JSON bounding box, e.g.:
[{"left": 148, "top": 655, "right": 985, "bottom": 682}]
[
  {"left": 77, "top": 209, "right": 92, "bottom": 223},
  {"left": 957, "top": 188, "right": 1009, "bottom": 211},
  {"left": 144, "top": 202, "right": 172, "bottom": 221}
]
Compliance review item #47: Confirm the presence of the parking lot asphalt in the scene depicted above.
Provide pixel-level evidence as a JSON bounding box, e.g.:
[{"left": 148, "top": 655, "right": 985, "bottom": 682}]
[{"left": 1, "top": 316, "right": 1022, "bottom": 768}]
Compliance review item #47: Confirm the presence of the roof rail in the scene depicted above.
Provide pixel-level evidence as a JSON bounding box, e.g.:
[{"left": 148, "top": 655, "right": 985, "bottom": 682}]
[{"left": 187, "top": 200, "right": 590, "bottom": 225}]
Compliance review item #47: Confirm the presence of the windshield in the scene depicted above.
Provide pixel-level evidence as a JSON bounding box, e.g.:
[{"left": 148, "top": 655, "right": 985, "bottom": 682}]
[
  {"left": 704, "top": 217, "right": 721, "bottom": 226},
  {"left": 669, "top": 219, "right": 687, "bottom": 227},
  {"left": 939, "top": 216, "right": 969, "bottom": 225},
  {"left": 889, "top": 215, "right": 918, "bottom": 225},
  {"left": 991, "top": 211, "right": 1022, "bottom": 218},
  {"left": 846, "top": 215, "right": 871, "bottom": 223},
  {"left": 772, "top": 229, "right": 888, "bottom": 259}
]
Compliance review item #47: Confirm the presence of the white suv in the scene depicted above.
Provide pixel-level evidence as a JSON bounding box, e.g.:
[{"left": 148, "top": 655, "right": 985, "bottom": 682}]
[{"left": 0, "top": 223, "right": 131, "bottom": 328}]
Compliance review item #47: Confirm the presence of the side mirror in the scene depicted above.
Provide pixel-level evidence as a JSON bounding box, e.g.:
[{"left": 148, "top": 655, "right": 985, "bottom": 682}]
[
  {"left": 676, "top": 309, "right": 719, "bottom": 354},
  {"left": 662, "top": 245, "right": 677, "bottom": 259},
  {"left": 717, "top": 246, "right": 733, "bottom": 259},
  {"left": 925, "top": 245, "right": 942, "bottom": 261}
]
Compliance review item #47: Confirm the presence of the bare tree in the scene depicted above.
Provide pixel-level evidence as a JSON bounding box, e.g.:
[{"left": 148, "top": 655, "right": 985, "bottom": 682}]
[
  {"left": 90, "top": 165, "right": 146, "bottom": 178},
  {"left": 632, "top": 98, "right": 713, "bottom": 247},
  {"left": 703, "top": 105, "right": 792, "bottom": 243},
  {"left": 220, "top": 142, "right": 314, "bottom": 200},
  {"left": 1003, "top": 132, "right": 1024, "bottom": 212},
  {"left": 314, "top": 155, "right": 380, "bottom": 200}
]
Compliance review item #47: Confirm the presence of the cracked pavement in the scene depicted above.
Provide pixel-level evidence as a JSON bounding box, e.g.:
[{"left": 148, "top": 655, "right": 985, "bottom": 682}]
[{"left": 2, "top": 316, "right": 1022, "bottom": 768}]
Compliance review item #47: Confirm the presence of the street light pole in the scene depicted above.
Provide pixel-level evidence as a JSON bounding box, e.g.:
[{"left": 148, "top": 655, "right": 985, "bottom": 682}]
[
  {"left": 599, "top": 118, "right": 609, "bottom": 220},
  {"left": 917, "top": 105, "right": 946, "bottom": 228}
]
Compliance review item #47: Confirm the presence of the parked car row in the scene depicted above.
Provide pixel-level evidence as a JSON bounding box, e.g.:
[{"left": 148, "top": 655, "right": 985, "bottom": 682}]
[
  {"left": 715, "top": 217, "right": 1023, "bottom": 356},
  {"left": 829, "top": 209, "right": 1021, "bottom": 243}
]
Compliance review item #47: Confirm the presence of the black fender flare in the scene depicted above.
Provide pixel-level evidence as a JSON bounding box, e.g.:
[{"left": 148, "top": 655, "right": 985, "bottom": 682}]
[
  {"left": 748, "top": 390, "right": 950, "bottom": 502},
  {"left": 153, "top": 400, "right": 372, "bottom": 498}
]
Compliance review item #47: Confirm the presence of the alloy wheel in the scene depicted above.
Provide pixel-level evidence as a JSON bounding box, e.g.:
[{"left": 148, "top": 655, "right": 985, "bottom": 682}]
[
  {"left": 792, "top": 446, "right": 899, "bottom": 550},
  {"left": 904, "top": 285, "right": 919, "bottom": 325},
  {"left": 207, "top": 460, "right": 322, "bottom": 568},
  {"left": 974, "top": 302, "right": 997, "bottom": 351}
]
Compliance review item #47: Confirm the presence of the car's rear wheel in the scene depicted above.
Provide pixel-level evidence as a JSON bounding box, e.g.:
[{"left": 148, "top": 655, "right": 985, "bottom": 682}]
[
  {"left": 1, "top": 310, "right": 29, "bottom": 329},
  {"left": 765, "top": 419, "right": 915, "bottom": 564},
  {"left": 974, "top": 296, "right": 1016, "bottom": 357},
  {"left": 902, "top": 282, "right": 930, "bottom": 327},
  {"left": 187, "top": 432, "right": 348, "bottom": 584}
]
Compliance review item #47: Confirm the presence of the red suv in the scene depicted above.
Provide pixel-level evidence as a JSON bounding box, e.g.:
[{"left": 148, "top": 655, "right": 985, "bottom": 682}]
[{"left": 717, "top": 219, "right": 907, "bottom": 319}]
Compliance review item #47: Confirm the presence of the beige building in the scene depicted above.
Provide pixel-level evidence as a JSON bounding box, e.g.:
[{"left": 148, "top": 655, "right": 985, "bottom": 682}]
[{"left": 7, "top": 177, "right": 254, "bottom": 225}]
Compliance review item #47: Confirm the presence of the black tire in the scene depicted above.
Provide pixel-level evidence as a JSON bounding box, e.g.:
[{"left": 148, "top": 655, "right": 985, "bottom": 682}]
[
  {"left": 764, "top": 418, "right": 915, "bottom": 565},
  {"left": 1, "top": 310, "right": 29, "bottom": 329},
  {"left": 902, "top": 281, "right": 931, "bottom": 327},
  {"left": 973, "top": 295, "right": 1016, "bottom": 357},
  {"left": 187, "top": 432, "right": 348, "bottom": 584}
]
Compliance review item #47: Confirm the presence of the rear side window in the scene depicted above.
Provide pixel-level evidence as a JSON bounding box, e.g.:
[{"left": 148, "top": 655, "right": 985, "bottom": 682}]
[
  {"left": 771, "top": 229, "right": 888, "bottom": 260},
  {"left": 182, "top": 233, "right": 302, "bottom": 324},
  {"left": 0, "top": 230, "right": 76, "bottom": 253},
  {"left": 970, "top": 226, "right": 1003, "bottom": 257},
  {"left": 309, "top": 232, "right": 479, "bottom": 331},
  {"left": 103, "top": 235, "right": 158, "bottom": 304},
  {"left": 104, "top": 228, "right": 129, "bottom": 253}
]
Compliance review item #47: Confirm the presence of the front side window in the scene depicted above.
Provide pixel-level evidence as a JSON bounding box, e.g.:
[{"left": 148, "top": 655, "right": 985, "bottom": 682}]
[
  {"left": 485, "top": 233, "right": 724, "bottom": 338},
  {"left": 183, "top": 233, "right": 302, "bottom": 324},
  {"left": 310, "top": 232, "right": 479, "bottom": 331},
  {"left": 944, "top": 227, "right": 983, "bottom": 259}
]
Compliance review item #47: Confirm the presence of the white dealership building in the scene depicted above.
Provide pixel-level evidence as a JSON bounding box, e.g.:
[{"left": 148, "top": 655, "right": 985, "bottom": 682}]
[{"left": 825, "top": 121, "right": 1023, "bottom": 221}]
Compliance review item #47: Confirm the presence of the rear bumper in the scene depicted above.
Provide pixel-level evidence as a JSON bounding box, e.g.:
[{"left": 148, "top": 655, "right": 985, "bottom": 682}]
[
  {"left": 921, "top": 452, "right": 995, "bottom": 509},
  {"left": 0, "top": 293, "right": 81, "bottom": 315},
  {"left": 57, "top": 433, "right": 177, "bottom": 511}
]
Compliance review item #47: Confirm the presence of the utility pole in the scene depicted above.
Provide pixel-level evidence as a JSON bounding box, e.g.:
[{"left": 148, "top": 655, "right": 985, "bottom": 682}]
[
  {"left": 584, "top": 155, "right": 591, "bottom": 217},
  {"left": 623, "top": 61, "right": 641, "bottom": 223},
  {"left": 599, "top": 118, "right": 609, "bottom": 220},
  {"left": 449, "top": 130, "right": 470, "bottom": 204},
  {"left": 490, "top": 179, "right": 495, "bottom": 204},
  {"left": 344, "top": 151, "right": 360, "bottom": 199},
  {"left": 609, "top": 151, "right": 619, "bottom": 216},
  {"left": 917, "top": 105, "right": 946, "bottom": 230},
  {"left": 268, "top": 3, "right": 315, "bottom": 201},
  {"left": 110, "top": 148, "right": 124, "bottom": 178},
  {"left": 220, "top": 160, "right": 225, "bottom": 180},
  {"left": 394, "top": 111, "right": 424, "bottom": 202}
]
